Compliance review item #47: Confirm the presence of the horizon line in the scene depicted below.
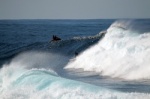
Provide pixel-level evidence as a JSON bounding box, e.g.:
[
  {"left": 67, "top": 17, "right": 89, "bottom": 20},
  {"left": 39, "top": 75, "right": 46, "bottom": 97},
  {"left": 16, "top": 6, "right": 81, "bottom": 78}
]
[{"left": 0, "top": 18, "right": 150, "bottom": 20}]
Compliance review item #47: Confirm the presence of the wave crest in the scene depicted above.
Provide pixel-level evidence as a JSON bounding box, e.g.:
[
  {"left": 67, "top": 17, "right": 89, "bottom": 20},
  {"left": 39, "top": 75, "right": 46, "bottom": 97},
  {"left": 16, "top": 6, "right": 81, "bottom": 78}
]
[{"left": 65, "top": 20, "right": 150, "bottom": 80}]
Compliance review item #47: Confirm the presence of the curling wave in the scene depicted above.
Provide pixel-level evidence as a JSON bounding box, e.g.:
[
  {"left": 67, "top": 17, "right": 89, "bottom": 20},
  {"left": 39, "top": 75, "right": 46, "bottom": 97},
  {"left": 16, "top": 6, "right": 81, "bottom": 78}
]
[{"left": 1, "top": 51, "right": 150, "bottom": 99}]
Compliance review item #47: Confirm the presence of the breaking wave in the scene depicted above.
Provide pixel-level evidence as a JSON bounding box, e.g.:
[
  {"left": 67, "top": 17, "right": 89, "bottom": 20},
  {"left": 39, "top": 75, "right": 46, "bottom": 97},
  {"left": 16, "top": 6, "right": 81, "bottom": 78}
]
[
  {"left": 1, "top": 51, "right": 150, "bottom": 99},
  {"left": 1, "top": 20, "right": 150, "bottom": 98},
  {"left": 65, "top": 20, "right": 150, "bottom": 80}
]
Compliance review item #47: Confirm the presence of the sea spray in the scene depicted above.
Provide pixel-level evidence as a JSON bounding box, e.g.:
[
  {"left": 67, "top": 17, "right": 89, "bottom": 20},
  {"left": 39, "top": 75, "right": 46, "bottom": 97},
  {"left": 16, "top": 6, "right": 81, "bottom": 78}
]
[
  {"left": 9, "top": 51, "right": 69, "bottom": 70},
  {"left": 0, "top": 51, "right": 119, "bottom": 99},
  {"left": 65, "top": 20, "right": 150, "bottom": 80},
  {"left": 0, "top": 51, "right": 61, "bottom": 91},
  {"left": 1, "top": 56, "right": 150, "bottom": 99}
]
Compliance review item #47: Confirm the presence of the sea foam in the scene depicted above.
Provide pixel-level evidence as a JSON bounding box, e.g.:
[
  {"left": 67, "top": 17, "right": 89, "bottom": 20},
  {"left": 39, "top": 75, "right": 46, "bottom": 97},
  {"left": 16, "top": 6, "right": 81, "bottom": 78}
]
[{"left": 65, "top": 20, "right": 150, "bottom": 80}]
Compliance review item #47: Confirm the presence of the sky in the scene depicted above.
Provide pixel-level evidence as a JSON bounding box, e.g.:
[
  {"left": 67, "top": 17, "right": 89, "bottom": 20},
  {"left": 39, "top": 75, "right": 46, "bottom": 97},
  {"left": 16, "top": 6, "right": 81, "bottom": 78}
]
[{"left": 0, "top": 0, "right": 150, "bottom": 19}]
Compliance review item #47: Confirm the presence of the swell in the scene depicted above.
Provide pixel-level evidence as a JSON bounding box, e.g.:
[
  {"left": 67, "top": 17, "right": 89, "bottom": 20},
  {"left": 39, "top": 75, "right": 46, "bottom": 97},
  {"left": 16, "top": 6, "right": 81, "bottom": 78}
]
[
  {"left": 48, "top": 33, "right": 104, "bottom": 55},
  {"left": 0, "top": 33, "right": 104, "bottom": 67}
]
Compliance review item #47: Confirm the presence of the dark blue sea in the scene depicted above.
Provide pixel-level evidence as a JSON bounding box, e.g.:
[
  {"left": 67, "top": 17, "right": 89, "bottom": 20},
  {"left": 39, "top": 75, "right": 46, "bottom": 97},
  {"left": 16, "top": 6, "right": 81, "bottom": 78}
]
[{"left": 0, "top": 19, "right": 150, "bottom": 99}]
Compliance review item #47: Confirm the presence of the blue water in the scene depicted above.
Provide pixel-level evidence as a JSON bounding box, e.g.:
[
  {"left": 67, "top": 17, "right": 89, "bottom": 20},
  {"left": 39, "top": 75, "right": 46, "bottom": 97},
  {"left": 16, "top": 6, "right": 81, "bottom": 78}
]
[
  {"left": 0, "top": 20, "right": 112, "bottom": 65},
  {"left": 1, "top": 19, "right": 150, "bottom": 99}
]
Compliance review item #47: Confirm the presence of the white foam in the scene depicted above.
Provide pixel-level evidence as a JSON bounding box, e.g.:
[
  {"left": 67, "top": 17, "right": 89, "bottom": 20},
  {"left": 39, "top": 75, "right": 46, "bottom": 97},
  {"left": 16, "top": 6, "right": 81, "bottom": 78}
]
[
  {"left": 1, "top": 50, "right": 150, "bottom": 99},
  {"left": 0, "top": 51, "right": 66, "bottom": 91},
  {"left": 1, "top": 82, "right": 150, "bottom": 99},
  {"left": 65, "top": 20, "right": 150, "bottom": 80}
]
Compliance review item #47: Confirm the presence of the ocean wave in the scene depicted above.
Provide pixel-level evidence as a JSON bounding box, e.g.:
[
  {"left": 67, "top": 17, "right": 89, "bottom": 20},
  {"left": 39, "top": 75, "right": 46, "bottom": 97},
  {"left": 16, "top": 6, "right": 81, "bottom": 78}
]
[
  {"left": 65, "top": 20, "right": 150, "bottom": 80},
  {"left": 1, "top": 59, "right": 150, "bottom": 99}
]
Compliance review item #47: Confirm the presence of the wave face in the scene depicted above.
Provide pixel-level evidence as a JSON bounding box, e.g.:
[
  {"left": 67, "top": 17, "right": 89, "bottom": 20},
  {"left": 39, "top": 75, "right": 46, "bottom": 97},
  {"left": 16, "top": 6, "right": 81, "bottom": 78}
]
[
  {"left": 65, "top": 20, "right": 150, "bottom": 80},
  {"left": 1, "top": 52, "right": 150, "bottom": 99}
]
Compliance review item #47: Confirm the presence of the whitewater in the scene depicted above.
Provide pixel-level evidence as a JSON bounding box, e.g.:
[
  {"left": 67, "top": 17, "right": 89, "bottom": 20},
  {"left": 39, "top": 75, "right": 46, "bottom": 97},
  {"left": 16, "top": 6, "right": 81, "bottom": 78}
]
[
  {"left": 1, "top": 19, "right": 150, "bottom": 99},
  {"left": 66, "top": 20, "right": 150, "bottom": 80}
]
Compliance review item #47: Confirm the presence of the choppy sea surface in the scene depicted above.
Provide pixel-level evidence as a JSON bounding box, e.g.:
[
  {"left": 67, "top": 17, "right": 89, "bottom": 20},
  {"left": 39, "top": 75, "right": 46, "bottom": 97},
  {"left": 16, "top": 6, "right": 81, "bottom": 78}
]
[{"left": 1, "top": 19, "right": 150, "bottom": 99}]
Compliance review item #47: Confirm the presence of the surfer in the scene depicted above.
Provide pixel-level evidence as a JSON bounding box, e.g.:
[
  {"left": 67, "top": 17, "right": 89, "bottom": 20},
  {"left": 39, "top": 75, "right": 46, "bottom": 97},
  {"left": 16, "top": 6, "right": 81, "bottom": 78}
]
[
  {"left": 75, "top": 52, "right": 78, "bottom": 57},
  {"left": 52, "top": 35, "right": 61, "bottom": 41}
]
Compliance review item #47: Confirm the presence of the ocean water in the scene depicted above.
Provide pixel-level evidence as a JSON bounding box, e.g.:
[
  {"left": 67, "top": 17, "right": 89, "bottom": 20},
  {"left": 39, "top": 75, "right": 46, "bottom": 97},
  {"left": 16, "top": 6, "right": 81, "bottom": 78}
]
[{"left": 0, "top": 19, "right": 150, "bottom": 99}]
